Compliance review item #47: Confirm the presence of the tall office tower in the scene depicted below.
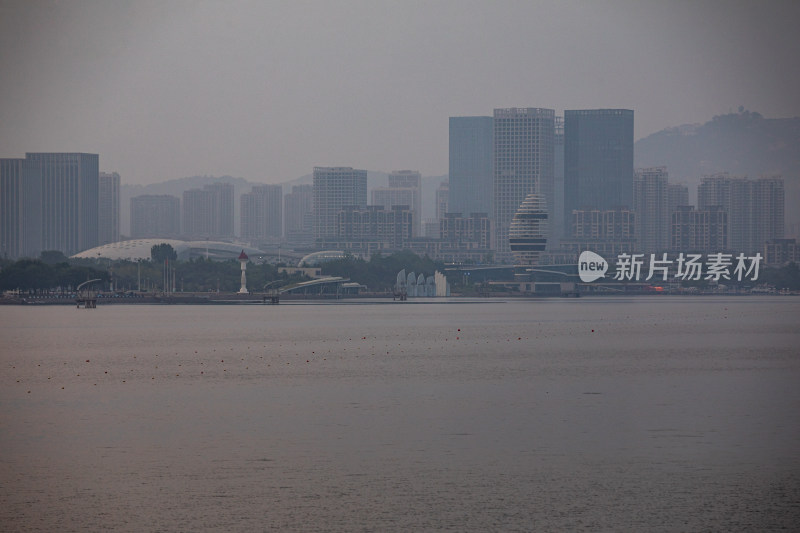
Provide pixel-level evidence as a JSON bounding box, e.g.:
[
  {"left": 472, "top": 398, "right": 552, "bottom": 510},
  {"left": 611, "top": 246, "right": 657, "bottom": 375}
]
[
  {"left": 98, "top": 172, "right": 120, "bottom": 245},
  {"left": 130, "top": 195, "right": 181, "bottom": 238},
  {"left": 284, "top": 184, "right": 313, "bottom": 242},
  {"left": 564, "top": 109, "right": 634, "bottom": 236},
  {"left": 182, "top": 183, "right": 234, "bottom": 240},
  {"left": 698, "top": 174, "right": 784, "bottom": 253},
  {"left": 436, "top": 181, "right": 449, "bottom": 220},
  {"left": 26, "top": 152, "right": 99, "bottom": 256},
  {"left": 553, "top": 116, "right": 565, "bottom": 244},
  {"left": 633, "top": 167, "right": 668, "bottom": 253},
  {"left": 386, "top": 170, "right": 423, "bottom": 236},
  {"left": 313, "top": 167, "right": 367, "bottom": 240},
  {"left": 449, "top": 117, "right": 493, "bottom": 218},
  {"left": 493, "top": 107, "right": 555, "bottom": 260},
  {"left": 241, "top": 184, "right": 282, "bottom": 241},
  {"left": 672, "top": 205, "right": 728, "bottom": 252},
  {"left": 0, "top": 158, "right": 42, "bottom": 258}
]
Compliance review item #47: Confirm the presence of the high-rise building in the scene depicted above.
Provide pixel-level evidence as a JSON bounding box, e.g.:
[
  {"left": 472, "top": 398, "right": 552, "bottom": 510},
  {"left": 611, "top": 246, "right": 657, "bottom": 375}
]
[
  {"left": 493, "top": 107, "right": 555, "bottom": 260},
  {"left": 633, "top": 167, "right": 668, "bottom": 253},
  {"left": 667, "top": 183, "right": 689, "bottom": 215},
  {"left": 553, "top": 116, "right": 565, "bottom": 244},
  {"left": 559, "top": 207, "right": 636, "bottom": 258},
  {"left": 204, "top": 182, "right": 234, "bottom": 238},
  {"left": 671, "top": 205, "right": 728, "bottom": 252},
  {"left": 0, "top": 158, "right": 42, "bottom": 258},
  {"left": 564, "top": 109, "right": 634, "bottom": 235},
  {"left": 241, "top": 184, "right": 282, "bottom": 242},
  {"left": 284, "top": 184, "right": 313, "bottom": 243},
  {"left": 386, "top": 170, "right": 423, "bottom": 236},
  {"left": 423, "top": 218, "right": 441, "bottom": 239},
  {"left": 570, "top": 208, "right": 636, "bottom": 241},
  {"left": 436, "top": 180, "right": 449, "bottom": 221},
  {"left": 332, "top": 205, "right": 413, "bottom": 249},
  {"left": 764, "top": 238, "right": 799, "bottom": 266},
  {"left": 130, "top": 195, "right": 181, "bottom": 238},
  {"left": 313, "top": 167, "right": 367, "bottom": 241},
  {"left": 371, "top": 186, "right": 416, "bottom": 235},
  {"left": 26, "top": 152, "right": 99, "bottom": 256},
  {"left": 182, "top": 183, "right": 234, "bottom": 240},
  {"left": 449, "top": 116, "right": 493, "bottom": 218},
  {"left": 440, "top": 212, "right": 492, "bottom": 250},
  {"left": 98, "top": 172, "right": 120, "bottom": 245},
  {"left": 698, "top": 174, "right": 784, "bottom": 253},
  {"left": 182, "top": 188, "right": 214, "bottom": 239},
  {"left": 372, "top": 187, "right": 415, "bottom": 208}
]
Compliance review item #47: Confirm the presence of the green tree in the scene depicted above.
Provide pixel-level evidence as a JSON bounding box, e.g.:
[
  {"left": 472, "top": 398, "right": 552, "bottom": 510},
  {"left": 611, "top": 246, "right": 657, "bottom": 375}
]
[
  {"left": 761, "top": 262, "right": 800, "bottom": 291},
  {"left": 320, "top": 251, "right": 444, "bottom": 291},
  {"left": 151, "top": 243, "right": 178, "bottom": 263},
  {"left": 40, "top": 250, "right": 69, "bottom": 265},
  {"left": 0, "top": 259, "right": 107, "bottom": 292}
]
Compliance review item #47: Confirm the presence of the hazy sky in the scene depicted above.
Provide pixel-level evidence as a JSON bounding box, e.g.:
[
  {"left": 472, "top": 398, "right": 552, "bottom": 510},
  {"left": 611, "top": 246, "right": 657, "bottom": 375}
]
[{"left": 1, "top": 0, "right": 798, "bottom": 185}]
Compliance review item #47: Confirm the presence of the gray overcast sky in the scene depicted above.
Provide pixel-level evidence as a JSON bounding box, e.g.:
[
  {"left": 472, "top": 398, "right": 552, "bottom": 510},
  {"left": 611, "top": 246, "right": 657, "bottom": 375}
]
[{"left": 1, "top": 0, "right": 798, "bottom": 185}]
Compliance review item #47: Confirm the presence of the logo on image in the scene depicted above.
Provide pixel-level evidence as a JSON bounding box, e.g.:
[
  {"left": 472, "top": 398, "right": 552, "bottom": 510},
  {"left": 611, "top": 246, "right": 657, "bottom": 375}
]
[{"left": 578, "top": 251, "right": 608, "bottom": 282}]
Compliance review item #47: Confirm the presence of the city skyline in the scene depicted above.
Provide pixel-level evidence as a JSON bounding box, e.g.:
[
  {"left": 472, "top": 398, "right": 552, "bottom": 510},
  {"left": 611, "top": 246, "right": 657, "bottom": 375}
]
[{"left": 1, "top": 1, "right": 798, "bottom": 186}]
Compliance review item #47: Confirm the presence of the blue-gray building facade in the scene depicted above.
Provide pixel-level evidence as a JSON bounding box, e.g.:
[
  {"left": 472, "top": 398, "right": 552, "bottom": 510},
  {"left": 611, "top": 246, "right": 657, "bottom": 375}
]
[
  {"left": 0, "top": 158, "right": 43, "bottom": 259},
  {"left": 563, "top": 109, "right": 633, "bottom": 237},
  {"left": 449, "top": 116, "right": 493, "bottom": 219},
  {"left": 26, "top": 152, "right": 99, "bottom": 256}
]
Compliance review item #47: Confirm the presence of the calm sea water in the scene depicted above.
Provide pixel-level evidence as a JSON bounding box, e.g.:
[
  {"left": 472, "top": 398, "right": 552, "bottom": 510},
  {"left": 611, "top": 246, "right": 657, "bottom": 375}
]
[{"left": 1, "top": 297, "right": 799, "bottom": 531}]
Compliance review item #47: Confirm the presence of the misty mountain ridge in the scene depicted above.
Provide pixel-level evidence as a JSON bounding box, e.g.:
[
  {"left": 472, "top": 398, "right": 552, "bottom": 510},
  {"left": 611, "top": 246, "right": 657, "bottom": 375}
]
[
  {"left": 635, "top": 109, "right": 800, "bottom": 180},
  {"left": 634, "top": 109, "right": 800, "bottom": 231}
]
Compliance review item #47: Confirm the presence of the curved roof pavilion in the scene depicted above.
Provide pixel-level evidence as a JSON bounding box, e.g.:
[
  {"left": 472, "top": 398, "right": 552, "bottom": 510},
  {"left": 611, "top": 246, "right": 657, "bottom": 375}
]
[{"left": 298, "top": 250, "right": 348, "bottom": 267}]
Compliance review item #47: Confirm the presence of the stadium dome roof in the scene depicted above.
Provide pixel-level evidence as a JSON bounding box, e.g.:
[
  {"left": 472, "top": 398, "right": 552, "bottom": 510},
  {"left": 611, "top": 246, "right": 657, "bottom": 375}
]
[{"left": 71, "top": 239, "right": 265, "bottom": 261}]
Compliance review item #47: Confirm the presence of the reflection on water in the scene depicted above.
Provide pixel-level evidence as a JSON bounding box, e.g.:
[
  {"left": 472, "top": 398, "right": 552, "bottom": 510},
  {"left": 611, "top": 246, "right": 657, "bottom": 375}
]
[{"left": 1, "top": 297, "right": 799, "bottom": 531}]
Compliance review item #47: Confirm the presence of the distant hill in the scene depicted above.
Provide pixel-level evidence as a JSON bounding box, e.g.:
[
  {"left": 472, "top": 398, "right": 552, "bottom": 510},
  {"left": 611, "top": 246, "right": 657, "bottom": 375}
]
[{"left": 634, "top": 110, "right": 800, "bottom": 233}]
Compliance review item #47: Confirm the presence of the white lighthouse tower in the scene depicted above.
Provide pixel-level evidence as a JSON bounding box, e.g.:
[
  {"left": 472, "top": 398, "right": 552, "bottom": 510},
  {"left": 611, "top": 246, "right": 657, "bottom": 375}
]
[{"left": 237, "top": 250, "right": 249, "bottom": 294}]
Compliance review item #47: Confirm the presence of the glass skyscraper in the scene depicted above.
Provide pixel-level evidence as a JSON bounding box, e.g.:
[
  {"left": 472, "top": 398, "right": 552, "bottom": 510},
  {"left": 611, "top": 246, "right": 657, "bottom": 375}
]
[
  {"left": 449, "top": 116, "right": 493, "bottom": 218},
  {"left": 563, "top": 109, "right": 634, "bottom": 236}
]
